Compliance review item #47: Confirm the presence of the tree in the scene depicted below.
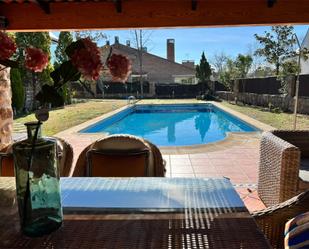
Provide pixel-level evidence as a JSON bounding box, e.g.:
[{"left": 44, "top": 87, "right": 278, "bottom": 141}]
[
  {"left": 246, "top": 42, "right": 268, "bottom": 77},
  {"left": 196, "top": 52, "right": 212, "bottom": 82},
  {"left": 10, "top": 68, "right": 25, "bottom": 113},
  {"left": 55, "top": 31, "right": 73, "bottom": 67},
  {"left": 254, "top": 25, "right": 296, "bottom": 75},
  {"left": 15, "top": 32, "right": 53, "bottom": 110},
  {"left": 278, "top": 60, "right": 299, "bottom": 94},
  {"left": 217, "top": 54, "right": 252, "bottom": 90},
  {"left": 54, "top": 32, "right": 74, "bottom": 104},
  {"left": 212, "top": 52, "right": 228, "bottom": 76},
  {"left": 218, "top": 58, "right": 238, "bottom": 90},
  {"left": 251, "top": 66, "right": 274, "bottom": 78},
  {"left": 234, "top": 54, "right": 253, "bottom": 78},
  {"left": 131, "top": 30, "right": 154, "bottom": 98},
  {"left": 74, "top": 30, "right": 106, "bottom": 42}
]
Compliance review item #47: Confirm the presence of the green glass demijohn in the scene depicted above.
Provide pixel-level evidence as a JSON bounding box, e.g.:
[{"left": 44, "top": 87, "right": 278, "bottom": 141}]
[{"left": 13, "top": 121, "right": 63, "bottom": 237}]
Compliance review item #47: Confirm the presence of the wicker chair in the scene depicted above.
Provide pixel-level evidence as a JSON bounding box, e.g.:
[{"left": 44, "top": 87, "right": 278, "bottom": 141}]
[
  {"left": 0, "top": 137, "right": 73, "bottom": 177},
  {"left": 55, "top": 137, "right": 74, "bottom": 177},
  {"left": 258, "top": 130, "right": 309, "bottom": 207},
  {"left": 252, "top": 190, "right": 309, "bottom": 249},
  {"left": 0, "top": 145, "right": 14, "bottom": 176},
  {"left": 73, "top": 134, "right": 165, "bottom": 177}
]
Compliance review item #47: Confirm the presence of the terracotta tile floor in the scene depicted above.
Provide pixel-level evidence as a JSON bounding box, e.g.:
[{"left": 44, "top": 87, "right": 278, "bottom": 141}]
[
  {"left": 57, "top": 133, "right": 265, "bottom": 213},
  {"left": 163, "top": 144, "right": 265, "bottom": 212}
]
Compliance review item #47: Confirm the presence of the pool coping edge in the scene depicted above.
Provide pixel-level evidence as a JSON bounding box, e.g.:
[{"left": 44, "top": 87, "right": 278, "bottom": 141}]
[{"left": 55, "top": 101, "right": 272, "bottom": 154}]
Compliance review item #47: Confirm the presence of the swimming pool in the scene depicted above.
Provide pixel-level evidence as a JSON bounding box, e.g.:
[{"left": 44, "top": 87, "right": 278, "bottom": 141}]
[{"left": 80, "top": 104, "right": 258, "bottom": 146}]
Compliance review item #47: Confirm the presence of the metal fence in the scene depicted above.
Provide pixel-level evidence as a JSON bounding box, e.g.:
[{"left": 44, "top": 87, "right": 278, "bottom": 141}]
[
  {"left": 236, "top": 76, "right": 309, "bottom": 97},
  {"left": 96, "top": 81, "right": 150, "bottom": 94},
  {"left": 238, "top": 77, "right": 282, "bottom": 95}
]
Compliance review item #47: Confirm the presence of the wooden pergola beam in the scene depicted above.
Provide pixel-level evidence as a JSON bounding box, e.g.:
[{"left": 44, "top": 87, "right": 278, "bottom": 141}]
[
  {"left": 36, "top": 1, "right": 51, "bottom": 14},
  {"left": 1, "top": 0, "right": 309, "bottom": 31},
  {"left": 267, "top": 0, "right": 277, "bottom": 8}
]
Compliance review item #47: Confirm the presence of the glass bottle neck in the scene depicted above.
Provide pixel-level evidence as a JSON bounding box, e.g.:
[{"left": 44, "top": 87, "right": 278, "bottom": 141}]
[{"left": 25, "top": 122, "right": 42, "bottom": 141}]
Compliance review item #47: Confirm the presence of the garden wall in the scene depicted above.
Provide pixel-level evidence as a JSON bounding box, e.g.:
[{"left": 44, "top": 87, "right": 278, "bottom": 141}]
[
  {"left": 96, "top": 81, "right": 150, "bottom": 95},
  {"left": 234, "top": 75, "right": 309, "bottom": 97},
  {"left": 238, "top": 77, "right": 281, "bottom": 94},
  {"left": 216, "top": 91, "right": 309, "bottom": 114},
  {"left": 299, "top": 75, "right": 309, "bottom": 97},
  {"left": 154, "top": 81, "right": 225, "bottom": 98},
  {"left": 155, "top": 83, "right": 202, "bottom": 98},
  {"left": 72, "top": 81, "right": 216, "bottom": 99}
]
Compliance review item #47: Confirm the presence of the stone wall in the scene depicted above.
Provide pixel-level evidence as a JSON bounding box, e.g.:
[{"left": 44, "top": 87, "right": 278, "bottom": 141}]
[
  {"left": 216, "top": 91, "right": 309, "bottom": 114},
  {"left": 0, "top": 66, "right": 13, "bottom": 149}
]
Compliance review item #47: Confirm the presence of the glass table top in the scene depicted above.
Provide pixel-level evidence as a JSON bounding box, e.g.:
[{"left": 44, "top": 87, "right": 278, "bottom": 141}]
[{"left": 60, "top": 177, "right": 245, "bottom": 212}]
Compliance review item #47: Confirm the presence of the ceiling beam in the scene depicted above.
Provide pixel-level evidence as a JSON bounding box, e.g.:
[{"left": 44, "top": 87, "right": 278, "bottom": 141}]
[
  {"left": 1, "top": 0, "right": 309, "bottom": 31},
  {"left": 36, "top": 1, "right": 51, "bottom": 14},
  {"left": 192, "top": 0, "right": 198, "bottom": 11},
  {"left": 114, "top": 0, "right": 122, "bottom": 13},
  {"left": 0, "top": 16, "right": 9, "bottom": 29},
  {"left": 267, "top": 0, "right": 277, "bottom": 8}
]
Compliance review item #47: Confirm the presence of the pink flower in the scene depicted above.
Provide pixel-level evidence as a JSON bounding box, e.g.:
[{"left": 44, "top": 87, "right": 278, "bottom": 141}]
[
  {"left": 70, "top": 38, "right": 103, "bottom": 80},
  {"left": 0, "top": 32, "right": 17, "bottom": 60},
  {"left": 107, "top": 54, "right": 132, "bottom": 83},
  {"left": 25, "top": 47, "right": 49, "bottom": 72}
]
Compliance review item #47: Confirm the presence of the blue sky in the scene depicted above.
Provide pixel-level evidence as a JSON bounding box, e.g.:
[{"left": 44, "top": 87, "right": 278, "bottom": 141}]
[{"left": 52, "top": 25, "right": 309, "bottom": 65}]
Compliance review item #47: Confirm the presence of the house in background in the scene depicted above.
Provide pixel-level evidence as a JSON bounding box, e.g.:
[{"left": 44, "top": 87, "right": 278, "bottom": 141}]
[
  {"left": 300, "top": 28, "right": 309, "bottom": 74},
  {"left": 102, "top": 37, "right": 197, "bottom": 84}
]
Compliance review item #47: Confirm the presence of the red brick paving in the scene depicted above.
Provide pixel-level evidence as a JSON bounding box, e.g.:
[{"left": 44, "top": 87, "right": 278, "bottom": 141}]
[{"left": 162, "top": 143, "right": 266, "bottom": 212}]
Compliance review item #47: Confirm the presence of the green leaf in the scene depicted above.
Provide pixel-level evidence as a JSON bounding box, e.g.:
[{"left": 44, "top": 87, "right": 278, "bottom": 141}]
[
  {"left": 36, "top": 84, "right": 64, "bottom": 107},
  {"left": 0, "top": 59, "right": 19, "bottom": 68},
  {"left": 50, "top": 68, "right": 61, "bottom": 86},
  {"left": 65, "top": 40, "right": 84, "bottom": 57},
  {"left": 59, "top": 61, "right": 81, "bottom": 84},
  {"left": 50, "top": 61, "right": 81, "bottom": 88}
]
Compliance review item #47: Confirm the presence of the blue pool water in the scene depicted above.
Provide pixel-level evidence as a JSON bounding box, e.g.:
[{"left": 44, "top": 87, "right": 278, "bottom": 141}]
[{"left": 80, "top": 104, "right": 258, "bottom": 146}]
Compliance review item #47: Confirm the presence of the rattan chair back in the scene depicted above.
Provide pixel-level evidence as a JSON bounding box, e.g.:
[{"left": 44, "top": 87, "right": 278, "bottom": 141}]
[{"left": 74, "top": 135, "right": 165, "bottom": 177}]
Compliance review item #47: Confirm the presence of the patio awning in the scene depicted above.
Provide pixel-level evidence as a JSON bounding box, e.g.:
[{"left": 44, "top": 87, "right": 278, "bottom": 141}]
[{"left": 1, "top": 0, "right": 309, "bottom": 31}]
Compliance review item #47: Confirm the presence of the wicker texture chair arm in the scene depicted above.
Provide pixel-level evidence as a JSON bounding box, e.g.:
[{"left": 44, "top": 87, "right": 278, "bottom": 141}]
[
  {"left": 252, "top": 190, "right": 309, "bottom": 249},
  {"left": 143, "top": 140, "right": 166, "bottom": 177},
  {"left": 55, "top": 137, "right": 74, "bottom": 177},
  {"left": 258, "top": 132, "right": 300, "bottom": 207},
  {"left": 73, "top": 144, "right": 92, "bottom": 177},
  {"left": 272, "top": 130, "right": 309, "bottom": 157}
]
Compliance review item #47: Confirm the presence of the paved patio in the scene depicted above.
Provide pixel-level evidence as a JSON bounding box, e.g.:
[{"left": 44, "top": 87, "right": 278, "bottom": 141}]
[
  {"left": 31, "top": 101, "right": 268, "bottom": 212},
  {"left": 162, "top": 134, "right": 265, "bottom": 212},
  {"left": 56, "top": 130, "right": 265, "bottom": 212},
  {"left": 52, "top": 102, "right": 270, "bottom": 212}
]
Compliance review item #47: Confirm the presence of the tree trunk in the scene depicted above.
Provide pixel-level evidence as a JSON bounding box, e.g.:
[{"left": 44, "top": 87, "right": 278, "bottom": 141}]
[
  {"left": 139, "top": 51, "right": 143, "bottom": 98},
  {"left": 32, "top": 72, "right": 37, "bottom": 110},
  {"left": 0, "top": 65, "right": 13, "bottom": 150},
  {"left": 276, "top": 63, "right": 280, "bottom": 76},
  {"left": 139, "top": 30, "right": 144, "bottom": 98}
]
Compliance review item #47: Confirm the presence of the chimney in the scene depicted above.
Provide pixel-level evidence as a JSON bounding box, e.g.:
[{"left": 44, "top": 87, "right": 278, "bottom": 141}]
[
  {"left": 126, "top": 40, "right": 130, "bottom": 47},
  {"left": 167, "top": 39, "right": 175, "bottom": 62},
  {"left": 115, "top": 36, "right": 119, "bottom": 44},
  {"left": 106, "top": 40, "right": 110, "bottom": 45},
  {"left": 182, "top": 60, "right": 195, "bottom": 69}
]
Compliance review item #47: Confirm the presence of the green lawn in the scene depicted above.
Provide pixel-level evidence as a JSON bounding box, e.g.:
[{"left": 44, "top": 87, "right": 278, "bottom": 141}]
[
  {"left": 221, "top": 101, "right": 309, "bottom": 130},
  {"left": 14, "top": 100, "right": 127, "bottom": 136},
  {"left": 14, "top": 99, "right": 309, "bottom": 137}
]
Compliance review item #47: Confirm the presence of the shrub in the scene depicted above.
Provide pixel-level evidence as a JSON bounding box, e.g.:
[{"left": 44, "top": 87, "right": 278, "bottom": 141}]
[
  {"left": 10, "top": 68, "right": 25, "bottom": 112},
  {"left": 59, "top": 85, "right": 72, "bottom": 105}
]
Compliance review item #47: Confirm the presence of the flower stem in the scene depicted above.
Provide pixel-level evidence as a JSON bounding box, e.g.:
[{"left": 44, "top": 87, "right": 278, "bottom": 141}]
[{"left": 22, "top": 121, "right": 42, "bottom": 228}]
